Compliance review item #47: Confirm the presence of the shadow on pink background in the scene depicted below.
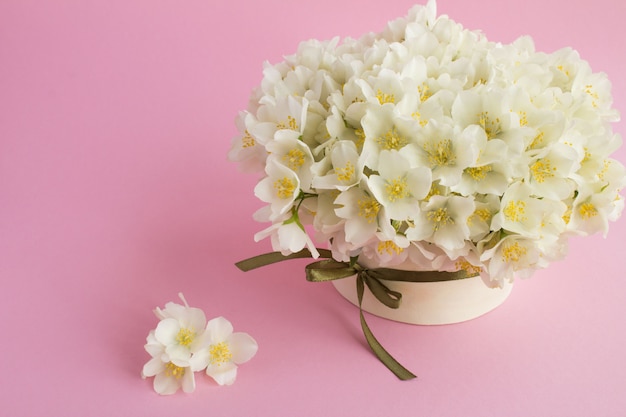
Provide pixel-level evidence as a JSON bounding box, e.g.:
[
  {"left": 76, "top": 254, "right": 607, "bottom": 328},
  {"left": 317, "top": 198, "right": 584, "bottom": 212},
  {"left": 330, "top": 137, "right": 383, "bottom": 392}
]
[{"left": 1, "top": 0, "right": 625, "bottom": 415}]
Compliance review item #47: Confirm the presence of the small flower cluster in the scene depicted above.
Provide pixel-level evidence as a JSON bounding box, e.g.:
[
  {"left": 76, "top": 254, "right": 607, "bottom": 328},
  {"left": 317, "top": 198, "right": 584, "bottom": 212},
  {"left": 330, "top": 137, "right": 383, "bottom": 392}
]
[
  {"left": 229, "top": 0, "right": 625, "bottom": 287},
  {"left": 142, "top": 294, "right": 258, "bottom": 395}
]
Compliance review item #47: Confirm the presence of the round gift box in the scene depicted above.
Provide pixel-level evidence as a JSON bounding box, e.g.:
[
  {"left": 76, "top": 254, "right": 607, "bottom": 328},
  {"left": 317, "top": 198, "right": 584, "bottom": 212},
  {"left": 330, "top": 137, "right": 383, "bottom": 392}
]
[{"left": 332, "top": 258, "right": 513, "bottom": 325}]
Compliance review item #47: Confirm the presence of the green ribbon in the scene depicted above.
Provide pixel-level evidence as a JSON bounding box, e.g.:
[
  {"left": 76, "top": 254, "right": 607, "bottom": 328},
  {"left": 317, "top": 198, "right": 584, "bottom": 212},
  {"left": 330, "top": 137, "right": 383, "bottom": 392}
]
[{"left": 235, "top": 249, "right": 477, "bottom": 380}]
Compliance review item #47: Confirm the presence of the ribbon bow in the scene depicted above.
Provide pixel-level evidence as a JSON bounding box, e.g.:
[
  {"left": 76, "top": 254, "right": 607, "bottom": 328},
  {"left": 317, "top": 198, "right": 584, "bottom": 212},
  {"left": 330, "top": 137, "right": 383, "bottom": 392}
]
[{"left": 235, "top": 249, "right": 477, "bottom": 380}]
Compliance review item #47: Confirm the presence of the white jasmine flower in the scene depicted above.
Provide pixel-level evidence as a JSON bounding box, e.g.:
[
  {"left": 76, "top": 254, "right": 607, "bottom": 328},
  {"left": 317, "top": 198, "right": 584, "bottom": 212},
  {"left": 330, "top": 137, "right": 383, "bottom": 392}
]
[
  {"left": 312, "top": 140, "right": 364, "bottom": 191},
  {"left": 466, "top": 194, "right": 500, "bottom": 242},
  {"left": 567, "top": 188, "right": 621, "bottom": 237},
  {"left": 246, "top": 95, "right": 308, "bottom": 145},
  {"left": 491, "top": 181, "right": 551, "bottom": 239},
  {"left": 368, "top": 150, "right": 432, "bottom": 221},
  {"left": 361, "top": 232, "right": 411, "bottom": 267},
  {"left": 254, "top": 159, "right": 301, "bottom": 222},
  {"left": 152, "top": 293, "right": 208, "bottom": 363},
  {"left": 254, "top": 210, "right": 320, "bottom": 258},
  {"left": 230, "top": 0, "right": 624, "bottom": 283},
  {"left": 265, "top": 135, "right": 315, "bottom": 191},
  {"left": 451, "top": 88, "right": 531, "bottom": 156},
  {"left": 360, "top": 103, "right": 421, "bottom": 170},
  {"left": 228, "top": 112, "right": 268, "bottom": 174},
  {"left": 451, "top": 131, "right": 511, "bottom": 197},
  {"left": 356, "top": 68, "right": 416, "bottom": 109},
  {"left": 143, "top": 296, "right": 259, "bottom": 392},
  {"left": 192, "top": 317, "right": 258, "bottom": 386},
  {"left": 334, "top": 185, "right": 385, "bottom": 247},
  {"left": 142, "top": 293, "right": 207, "bottom": 395},
  {"left": 481, "top": 235, "right": 541, "bottom": 286},
  {"left": 525, "top": 142, "right": 578, "bottom": 200},
  {"left": 415, "top": 120, "right": 480, "bottom": 187},
  {"left": 142, "top": 330, "right": 196, "bottom": 395},
  {"left": 407, "top": 195, "right": 475, "bottom": 255}
]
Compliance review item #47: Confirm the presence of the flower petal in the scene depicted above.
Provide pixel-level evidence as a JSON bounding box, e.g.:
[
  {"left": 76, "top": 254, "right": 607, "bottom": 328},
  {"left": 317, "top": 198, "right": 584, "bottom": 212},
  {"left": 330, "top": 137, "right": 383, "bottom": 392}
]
[
  {"left": 153, "top": 372, "right": 180, "bottom": 395},
  {"left": 228, "top": 332, "right": 258, "bottom": 364},
  {"left": 205, "top": 317, "right": 233, "bottom": 343},
  {"left": 154, "top": 318, "right": 180, "bottom": 345},
  {"left": 183, "top": 307, "right": 207, "bottom": 331},
  {"left": 142, "top": 357, "right": 165, "bottom": 378},
  {"left": 206, "top": 362, "right": 238, "bottom": 386},
  {"left": 181, "top": 368, "right": 196, "bottom": 393},
  {"left": 189, "top": 348, "right": 210, "bottom": 372},
  {"left": 165, "top": 344, "right": 192, "bottom": 363}
]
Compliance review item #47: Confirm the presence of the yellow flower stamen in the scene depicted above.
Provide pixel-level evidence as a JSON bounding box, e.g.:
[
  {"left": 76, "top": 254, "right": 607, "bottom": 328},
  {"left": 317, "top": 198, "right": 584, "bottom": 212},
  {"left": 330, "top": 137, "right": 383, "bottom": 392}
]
[
  {"left": 584, "top": 84, "right": 599, "bottom": 108},
  {"left": 354, "top": 128, "right": 366, "bottom": 149},
  {"left": 336, "top": 161, "right": 355, "bottom": 182},
  {"left": 418, "top": 83, "right": 432, "bottom": 102},
  {"left": 455, "top": 259, "right": 482, "bottom": 275},
  {"left": 518, "top": 110, "right": 528, "bottom": 126},
  {"left": 274, "top": 177, "right": 296, "bottom": 199},
  {"left": 282, "top": 149, "right": 305, "bottom": 170},
  {"left": 377, "top": 127, "right": 407, "bottom": 151},
  {"left": 242, "top": 130, "right": 256, "bottom": 148},
  {"left": 468, "top": 208, "right": 492, "bottom": 226},
  {"left": 357, "top": 198, "right": 380, "bottom": 223},
  {"left": 529, "top": 131, "right": 545, "bottom": 149},
  {"left": 465, "top": 165, "right": 492, "bottom": 181},
  {"left": 503, "top": 200, "right": 527, "bottom": 222},
  {"left": 385, "top": 177, "right": 409, "bottom": 202},
  {"left": 562, "top": 207, "right": 572, "bottom": 224},
  {"left": 478, "top": 111, "right": 501, "bottom": 139},
  {"left": 276, "top": 115, "right": 299, "bottom": 131},
  {"left": 411, "top": 111, "right": 428, "bottom": 127},
  {"left": 579, "top": 202, "right": 598, "bottom": 219},
  {"left": 176, "top": 328, "right": 195, "bottom": 347},
  {"left": 425, "top": 139, "right": 455, "bottom": 167},
  {"left": 501, "top": 242, "right": 527, "bottom": 263},
  {"left": 377, "top": 240, "right": 403, "bottom": 255},
  {"left": 598, "top": 159, "right": 611, "bottom": 181},
  {"left": 164, "top": 362, "right": 186, "bottom": 380},
  {"left": 209, "top": 342, "right": 233, "bottom": 366},
  {"left": 530, "top": 159, "right": 557, "bottom": 183},
  {"left": 376, "top": 89, "right": 395, "bottom": 105},
  {"left": 428, "top": 207, "right": 454, "bottom": 231}
]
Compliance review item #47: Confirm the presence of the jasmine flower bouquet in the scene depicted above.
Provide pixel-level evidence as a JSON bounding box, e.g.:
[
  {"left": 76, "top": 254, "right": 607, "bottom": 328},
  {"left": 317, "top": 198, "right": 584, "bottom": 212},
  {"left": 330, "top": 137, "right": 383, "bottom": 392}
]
[{"left": 229, "top": 0, "right": 624, "bottom": 288}]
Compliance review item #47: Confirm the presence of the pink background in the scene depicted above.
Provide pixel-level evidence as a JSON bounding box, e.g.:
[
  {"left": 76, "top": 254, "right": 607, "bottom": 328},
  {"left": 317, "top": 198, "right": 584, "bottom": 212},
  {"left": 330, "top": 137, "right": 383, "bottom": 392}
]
[{"left": 2, "top": 0, "right": 625, "bottom": 415}]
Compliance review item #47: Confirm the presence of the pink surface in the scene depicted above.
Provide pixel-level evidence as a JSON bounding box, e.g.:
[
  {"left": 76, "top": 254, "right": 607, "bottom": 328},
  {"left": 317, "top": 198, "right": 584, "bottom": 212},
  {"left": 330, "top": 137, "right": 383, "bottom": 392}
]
[{"left": 2, "top": 0, "right": 626, "bottom": 415}]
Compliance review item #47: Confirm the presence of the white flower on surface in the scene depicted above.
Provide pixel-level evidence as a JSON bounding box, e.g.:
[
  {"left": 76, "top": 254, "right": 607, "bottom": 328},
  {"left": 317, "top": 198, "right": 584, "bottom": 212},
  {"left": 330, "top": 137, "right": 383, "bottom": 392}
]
[
  {"left": 142, "top": 293, "right": 207, "bottom": 395},
  {"left": 142, "top": 330, "right": 196, "bottom": 395},
  {"left": 152, "top": 294, "right": 208, "bottom": 363},
  {"left": 143, "top": 295, "right": 259, "bottom": 393},
  {"left": 192, "top": 317, "right": 259, "bottom": 386}
]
